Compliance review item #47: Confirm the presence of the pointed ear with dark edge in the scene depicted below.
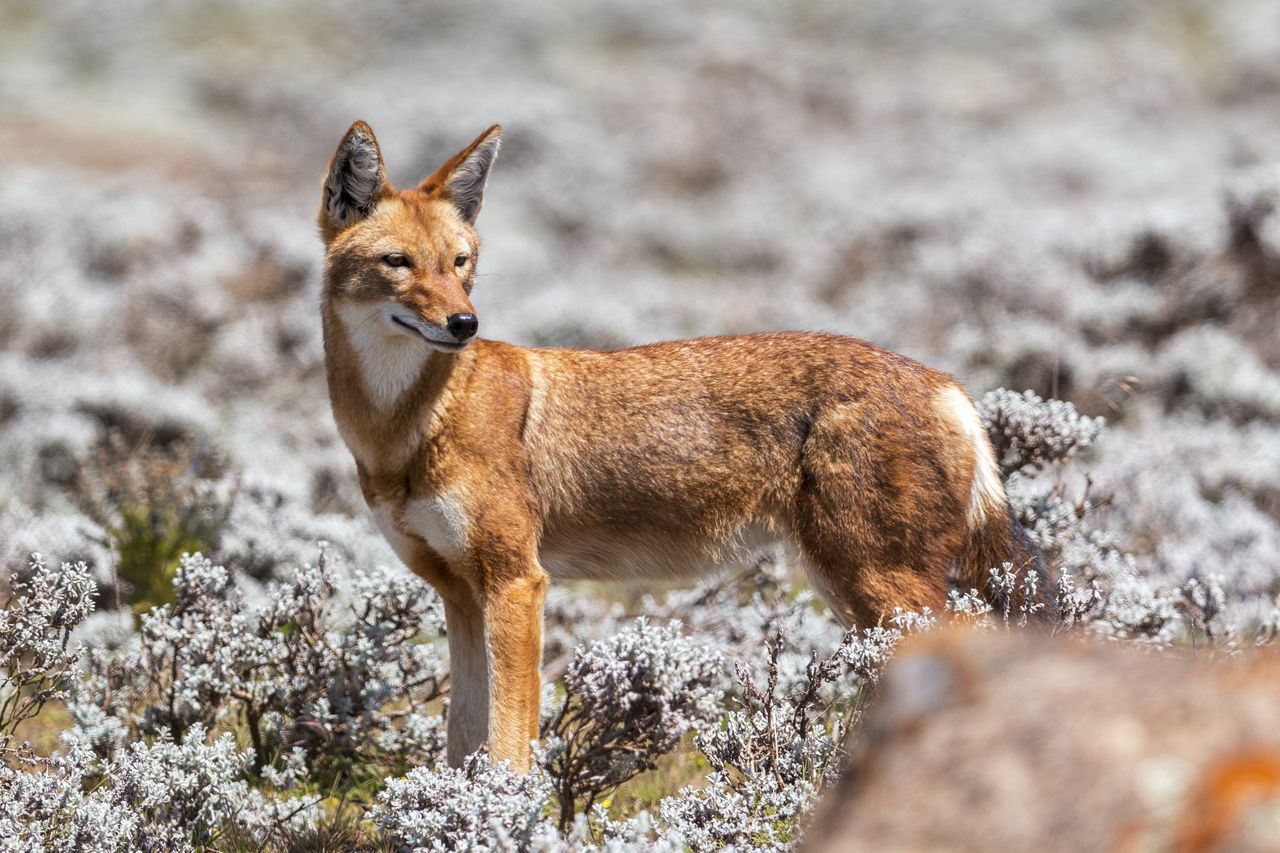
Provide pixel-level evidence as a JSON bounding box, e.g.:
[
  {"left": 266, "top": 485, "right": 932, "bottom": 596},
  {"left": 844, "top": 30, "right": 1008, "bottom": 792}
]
[
  {"left": 322, "top": 121, "right": 389, "bottom": 232},
  {"left": 420, "top": 125, "right": 501, "bottom": 224}
]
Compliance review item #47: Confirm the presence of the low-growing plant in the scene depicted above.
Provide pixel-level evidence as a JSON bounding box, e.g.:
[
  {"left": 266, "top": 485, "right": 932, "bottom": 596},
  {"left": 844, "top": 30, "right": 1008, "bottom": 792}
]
[
  {"left": 70, "top": 550, "right": 448, "bottom": 784},
  {"left": 375, "top": 754, "right": 552, "bottom": 852},
  {"left": 542, "top": 619, "right": 723, "bottom": 830},
  {"left": 76, "top": 432, "right": 236, "bottom": 612},
  {"left": 1, "top": 728, "right": 322, "bottom": 852},
  {"left": 665, "top": 614, "right": 928, "bottom": 852},
  {"left": 978, "top": 388, "right": 1105, "bottom": 478},
  {"left": 0, "top": 555, "right": 96, "bottom": 759}
]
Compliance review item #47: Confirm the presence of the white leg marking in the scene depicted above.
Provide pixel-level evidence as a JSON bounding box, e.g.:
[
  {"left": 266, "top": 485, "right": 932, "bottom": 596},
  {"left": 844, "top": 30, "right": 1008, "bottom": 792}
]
[{"left": 444, "top": 597, "right": 489, "bottom": 766}]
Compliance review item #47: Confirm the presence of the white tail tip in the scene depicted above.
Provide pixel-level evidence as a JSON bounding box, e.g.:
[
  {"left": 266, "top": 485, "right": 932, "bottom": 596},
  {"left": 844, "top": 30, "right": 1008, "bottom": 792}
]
[{"left": 937, "top": 385, "right": 1006, "bottom": 527}]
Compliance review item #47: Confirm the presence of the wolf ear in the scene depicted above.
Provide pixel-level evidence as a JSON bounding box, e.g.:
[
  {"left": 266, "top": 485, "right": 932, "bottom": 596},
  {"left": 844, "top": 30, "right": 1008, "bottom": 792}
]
[
  {"left": 420, "top": 125, "right": 501, "bottom": 224},
  {"left": 322, "top": 121, "right": 389, "bottom": 232}
]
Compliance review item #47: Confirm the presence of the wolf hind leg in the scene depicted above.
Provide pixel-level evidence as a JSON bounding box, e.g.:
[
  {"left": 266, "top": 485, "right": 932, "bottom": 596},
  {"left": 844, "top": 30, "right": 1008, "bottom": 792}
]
[{"left": 790, "top": 402, "right": 962, "bottom": 629}]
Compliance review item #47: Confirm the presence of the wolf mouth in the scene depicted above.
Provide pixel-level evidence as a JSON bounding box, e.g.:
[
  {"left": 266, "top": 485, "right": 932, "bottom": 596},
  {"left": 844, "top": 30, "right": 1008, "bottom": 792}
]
[{"left": 391, "top": 315, "right": 468, "bottom": 351}]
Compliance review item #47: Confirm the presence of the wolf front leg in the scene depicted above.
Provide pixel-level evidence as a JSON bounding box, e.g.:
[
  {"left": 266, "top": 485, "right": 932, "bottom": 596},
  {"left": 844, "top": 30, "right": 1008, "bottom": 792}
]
[
  {"left": 396, "top": 543, "right": 492, "bottom": 768},
  {"left": 482, "top": 568, "right": 548, "bottom": 772},
  {"left": 442, "top": 593, "right": 489, "bottom": 766}
]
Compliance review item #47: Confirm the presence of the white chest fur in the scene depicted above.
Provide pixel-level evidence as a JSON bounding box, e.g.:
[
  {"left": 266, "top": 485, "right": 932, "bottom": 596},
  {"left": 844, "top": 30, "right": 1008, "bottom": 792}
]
[
  {"left": 370, "top": 490, "right": 471, "bottom": 567},
  {"left": 402, "top": 491, "right": 470, "bottom": 563}
]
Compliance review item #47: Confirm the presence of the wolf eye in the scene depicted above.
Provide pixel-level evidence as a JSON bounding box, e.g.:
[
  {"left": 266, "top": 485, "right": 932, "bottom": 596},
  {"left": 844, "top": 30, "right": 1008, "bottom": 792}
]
[
  {"left": 383, "top": 253, "right": 409, "bottom": 268},
  {"left": 454, "top": 254, "right": 469, "bottom": 268}
]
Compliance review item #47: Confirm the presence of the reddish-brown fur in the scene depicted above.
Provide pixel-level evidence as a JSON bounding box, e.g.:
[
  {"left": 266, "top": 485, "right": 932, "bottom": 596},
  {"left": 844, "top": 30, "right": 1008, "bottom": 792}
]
[{"left": 317, "top": 122, "right": 1035, "bottom": 771}]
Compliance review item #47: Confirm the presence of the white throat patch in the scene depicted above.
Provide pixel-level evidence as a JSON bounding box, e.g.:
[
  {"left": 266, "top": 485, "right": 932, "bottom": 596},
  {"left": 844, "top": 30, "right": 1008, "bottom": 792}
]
[{"left": 336, "top": 301, "right": 429, "bottom": 409}]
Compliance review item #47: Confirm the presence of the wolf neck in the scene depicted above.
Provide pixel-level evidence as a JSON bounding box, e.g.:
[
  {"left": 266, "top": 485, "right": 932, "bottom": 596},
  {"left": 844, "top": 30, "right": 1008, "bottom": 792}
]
[{"left": 321, "top": 299, "right": 463, "bottom": 470}]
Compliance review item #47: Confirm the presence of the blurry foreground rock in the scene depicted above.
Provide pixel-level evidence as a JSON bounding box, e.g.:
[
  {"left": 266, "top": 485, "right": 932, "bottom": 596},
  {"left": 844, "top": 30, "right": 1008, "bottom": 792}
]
[{"left": 806, "top": 629, "right": 1280, "bottom": 852}]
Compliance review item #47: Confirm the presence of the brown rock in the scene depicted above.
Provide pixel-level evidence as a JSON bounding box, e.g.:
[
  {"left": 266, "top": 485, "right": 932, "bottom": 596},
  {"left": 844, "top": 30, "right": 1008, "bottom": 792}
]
[{"left": 805, "top": 628, "right": 1280, "bottom": 853}]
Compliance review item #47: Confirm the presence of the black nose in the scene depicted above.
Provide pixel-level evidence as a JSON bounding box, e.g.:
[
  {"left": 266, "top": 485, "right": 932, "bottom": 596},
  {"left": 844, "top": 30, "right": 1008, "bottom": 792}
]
[{"left": 445, "top": 312, "right": 479, "bottom": 341}]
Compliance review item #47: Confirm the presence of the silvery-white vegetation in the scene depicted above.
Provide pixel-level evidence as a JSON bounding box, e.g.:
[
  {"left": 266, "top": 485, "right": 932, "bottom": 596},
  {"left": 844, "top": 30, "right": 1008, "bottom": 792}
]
[
  {"left": 375, "top": 756, "right": 552, "bottom": 853},
  {"left": 542, "top": 619, "right": 723, "bottom": 829},
  {"left": 3, "top": 0, "right": 1280, "bottom": 848},
  {"left": 2, "top": 389, "right": 1270, "bottom": 850}
]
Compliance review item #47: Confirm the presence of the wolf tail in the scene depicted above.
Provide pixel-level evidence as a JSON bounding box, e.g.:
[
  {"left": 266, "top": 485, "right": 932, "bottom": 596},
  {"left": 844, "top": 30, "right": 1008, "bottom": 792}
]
[{"left": 942, "top": 386, "right": 1054, "bottom": 619}]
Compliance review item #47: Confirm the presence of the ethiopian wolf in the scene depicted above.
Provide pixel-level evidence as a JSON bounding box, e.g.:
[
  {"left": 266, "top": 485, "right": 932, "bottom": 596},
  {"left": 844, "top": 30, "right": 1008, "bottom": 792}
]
[{"left": 317, "top": 122, "right": 1039, "bottom": 772}]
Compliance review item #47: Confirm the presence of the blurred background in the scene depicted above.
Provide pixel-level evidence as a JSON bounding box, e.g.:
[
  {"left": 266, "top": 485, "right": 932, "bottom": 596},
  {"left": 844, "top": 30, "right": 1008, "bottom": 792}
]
[{"left": 1, "top": 0, "right": 1278, "bottom": 624}]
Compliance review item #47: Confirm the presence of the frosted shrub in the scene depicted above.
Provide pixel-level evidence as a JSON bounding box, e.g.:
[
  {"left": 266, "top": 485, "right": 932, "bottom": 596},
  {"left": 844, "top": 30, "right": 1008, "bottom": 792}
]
[
  {"left": 104, "top": 724, "right": 315, "bottom": 844},
  {"left": 1052, "top": 569, "right": 1104, "bottom": 631},
  {"left": 0, "top": 744, "right": 193, "bottom": 853},
  {"left": 1086, "top": 568, "right": 1184, "bottom": 645},
  {"left": 556, "top": 808, "right": 688, "bottom": 853},
  {"left": 945, "top": 588, "right": 997, "bottom": 623},
  {"left": 673, "top": 618, "right": 928, "bottom": 852},
  {"left": 705, "top": 615, "right": 933, "bottom": 783},
  {"left": 215, "top": 482, "right": 398, "bottom": 583},
  {"left": 72, "top": 550, "right": 447, "bottom": 780},
  {"left": 0, "top": 505, "right": 111, "bottom": 579},
  {"left": 0, "top": 730, "right": 320, "bottom": 852},
  {"left": 543, "top": 619, "right": 723, "bottom": 829},
  {"left": 128, "top": 556, "right": 248, "bottom": 741},
  {"left": 972, "top": 394, "right": 1121, "bottom": 625},
  {"left": 987, "top": 563, "right": 1047, "bottom": 626},
  {"left": 1176, "top": 574, "right": 1230, "bottom": 648},
  {"left": 657, "top": 772, "right": 816, "bottom": 852},
  {"left": 698, "top": 639, "right": 843, "bottom": 791},
  {"left": 243, "top": 558, "right": 448, "bottom": 775},
  {"left": 375, "top": 753, "right": 552, "bottom": 852},
  {"left": 0, "top": 556, "right": 96, "bottom": 756},
  {"left": 978, "top": 388, "right": 1104, "bottom": 477}
]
